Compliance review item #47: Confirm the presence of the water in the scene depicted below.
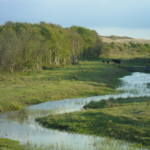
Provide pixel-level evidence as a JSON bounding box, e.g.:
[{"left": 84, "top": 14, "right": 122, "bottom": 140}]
[{"left": 0, "top": 72, "right": 150, "bottom": 150}]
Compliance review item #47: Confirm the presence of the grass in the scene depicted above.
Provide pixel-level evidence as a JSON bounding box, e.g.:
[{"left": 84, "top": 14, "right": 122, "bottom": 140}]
[
  {"left": 102, "top": 57, "right": 150, "bottom": 66},
  {"left": 0, "top": 60, "right": 129, "bottom": 112},
  {"left": 109, "top": 52, "right": 150, "bottom": 59},
  {"left": 122, "top": 58, "right": 150, "bottom": 66},
  {"left": 36, "top": 96, "right": 150, "bottom": 149},
  {"left": 0, "top": 138, "right": 24, "bottom": 150}
]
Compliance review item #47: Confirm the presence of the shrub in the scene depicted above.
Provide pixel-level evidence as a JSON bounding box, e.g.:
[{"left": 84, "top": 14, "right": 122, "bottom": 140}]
[
  {"left": 106, "top": 101, "right": 119, "bottom": 108},
  {"left": 72, "top": 74, "right": 78, "bottom": 80}
]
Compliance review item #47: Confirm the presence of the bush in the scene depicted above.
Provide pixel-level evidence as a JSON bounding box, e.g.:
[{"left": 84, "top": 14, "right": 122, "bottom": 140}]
[
  {"left": 72, "top": 74, "right": 78, "bottom": 80},
  {"left": 106, "top": 101, "right": 119, "bottom": 108}
]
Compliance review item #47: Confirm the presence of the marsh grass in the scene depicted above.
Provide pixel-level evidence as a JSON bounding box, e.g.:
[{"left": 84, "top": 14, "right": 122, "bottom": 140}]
[
  {"left": 0, "top": 138, "right": 24, "bottom": 150},
  {"left": 36, "top": 97, "right": 150, "bottom": 149},
  {"left": 120, "top": 58, "right": 150, "bottom": 67},
  {"left": 83, "top": 98, "right": 120, "bottom": 109},
  {"left": 0, "top": 60, "right": 129, "bottom": 112}
]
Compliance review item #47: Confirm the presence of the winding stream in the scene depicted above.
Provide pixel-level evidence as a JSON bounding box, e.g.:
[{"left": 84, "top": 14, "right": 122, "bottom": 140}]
[{"left": 0, "top": 72, "right": 150, "bottom": 150}]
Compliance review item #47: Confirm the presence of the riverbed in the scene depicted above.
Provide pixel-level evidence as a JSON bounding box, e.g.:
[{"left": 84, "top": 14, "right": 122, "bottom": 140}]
[{"left": 0, "top": 72, "right": 150, "bottom": 150}]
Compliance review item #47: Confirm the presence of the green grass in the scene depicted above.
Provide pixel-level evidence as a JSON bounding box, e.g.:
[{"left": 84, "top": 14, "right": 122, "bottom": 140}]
[
  {"left": 122, "top": 58, "right": 150, "bottom": 66},
  {"left": 101, "top": 57, "right": 150, "bottom": 66},
  {"left": 0, "top": 138, "right": 24, "bottom": 150},
  {"left": 0, "top": 60, "right": 129, "bottom": 112},
  {"left": 109, "top": 53, "right": 150, "bottom": 59},
  {"left": 36, "top": 97, "right": 150, "bottom": 149}
]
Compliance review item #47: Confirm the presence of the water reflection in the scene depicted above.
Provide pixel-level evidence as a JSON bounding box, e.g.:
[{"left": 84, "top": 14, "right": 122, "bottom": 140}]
[{"left": 0, "top": 72, "right": 150, "bottom": 150}]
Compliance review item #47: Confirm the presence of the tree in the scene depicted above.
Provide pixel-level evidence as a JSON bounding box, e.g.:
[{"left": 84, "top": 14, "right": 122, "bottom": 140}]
[
  {"left": 70, "top": 26, "right": 102, "bottom": 60},
  {"left": 101, "top": 45, "right": 110, "bottom": 57},
  {"left": 0, "top": 22, "right": 103, "bottom": 73},
  {"left": 67, "top": 29, "right": 83, "bottom": 64},
  {"left": 0, "top": 28, "right": 21, "bottom": 73}
]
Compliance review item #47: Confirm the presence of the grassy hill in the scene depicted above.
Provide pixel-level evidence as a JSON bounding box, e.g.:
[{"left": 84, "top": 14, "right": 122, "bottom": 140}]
[
  {"left": 101, "top": 35, "right": 150, "bottom": 44},
  {"left": 100, "top": 35, "right": 150, "bottom": 59}
]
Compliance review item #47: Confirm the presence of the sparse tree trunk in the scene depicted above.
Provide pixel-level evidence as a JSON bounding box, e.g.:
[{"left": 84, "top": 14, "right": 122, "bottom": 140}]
[
  {"left": 58, "top": 59, "right": 59, "bottom": 66},
  {"left": 36, "top": 57, "right": 40, "bottom": 71},
  {"left": 9, "top": 63, "right": 15, "bottom": 74},
  {"left": 49, "top": 50, "right": 52, "bottom": 65},
  {"left": 54, "top": 56, "right": 57, "bottom": 65},
  {"left": 63, "top": 58, "right": 66, "bottom": 65}
]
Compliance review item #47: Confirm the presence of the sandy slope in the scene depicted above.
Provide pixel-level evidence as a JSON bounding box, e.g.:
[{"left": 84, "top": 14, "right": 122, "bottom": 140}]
[{"left": 100, "top": 35, "right": 150, "bottom": 44}]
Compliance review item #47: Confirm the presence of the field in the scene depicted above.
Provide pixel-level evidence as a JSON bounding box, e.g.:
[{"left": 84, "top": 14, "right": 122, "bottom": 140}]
[{"left": 0, "top": 60, "right": 129, "bottom": 112}]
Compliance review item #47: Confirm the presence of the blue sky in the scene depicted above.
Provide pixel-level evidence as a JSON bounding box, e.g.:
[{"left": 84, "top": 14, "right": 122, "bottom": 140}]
[{"left": 0, "top": 0, "right": 150, "bottom": 39}]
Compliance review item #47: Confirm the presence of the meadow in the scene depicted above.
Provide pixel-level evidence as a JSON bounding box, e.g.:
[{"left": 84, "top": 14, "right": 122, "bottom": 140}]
[{"left": 0, "top": 60, "right": 129, "bottom": 112}]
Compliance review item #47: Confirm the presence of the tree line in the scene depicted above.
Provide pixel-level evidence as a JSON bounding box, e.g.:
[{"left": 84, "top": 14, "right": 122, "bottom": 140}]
[{"left": 0, "top": 21, "right": 103, "bottom": 73}]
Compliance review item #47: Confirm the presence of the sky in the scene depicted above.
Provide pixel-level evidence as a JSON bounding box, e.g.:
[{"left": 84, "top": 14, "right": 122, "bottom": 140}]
[{"left": 0, "top": 0, "right": 150, "bottom": 39}]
